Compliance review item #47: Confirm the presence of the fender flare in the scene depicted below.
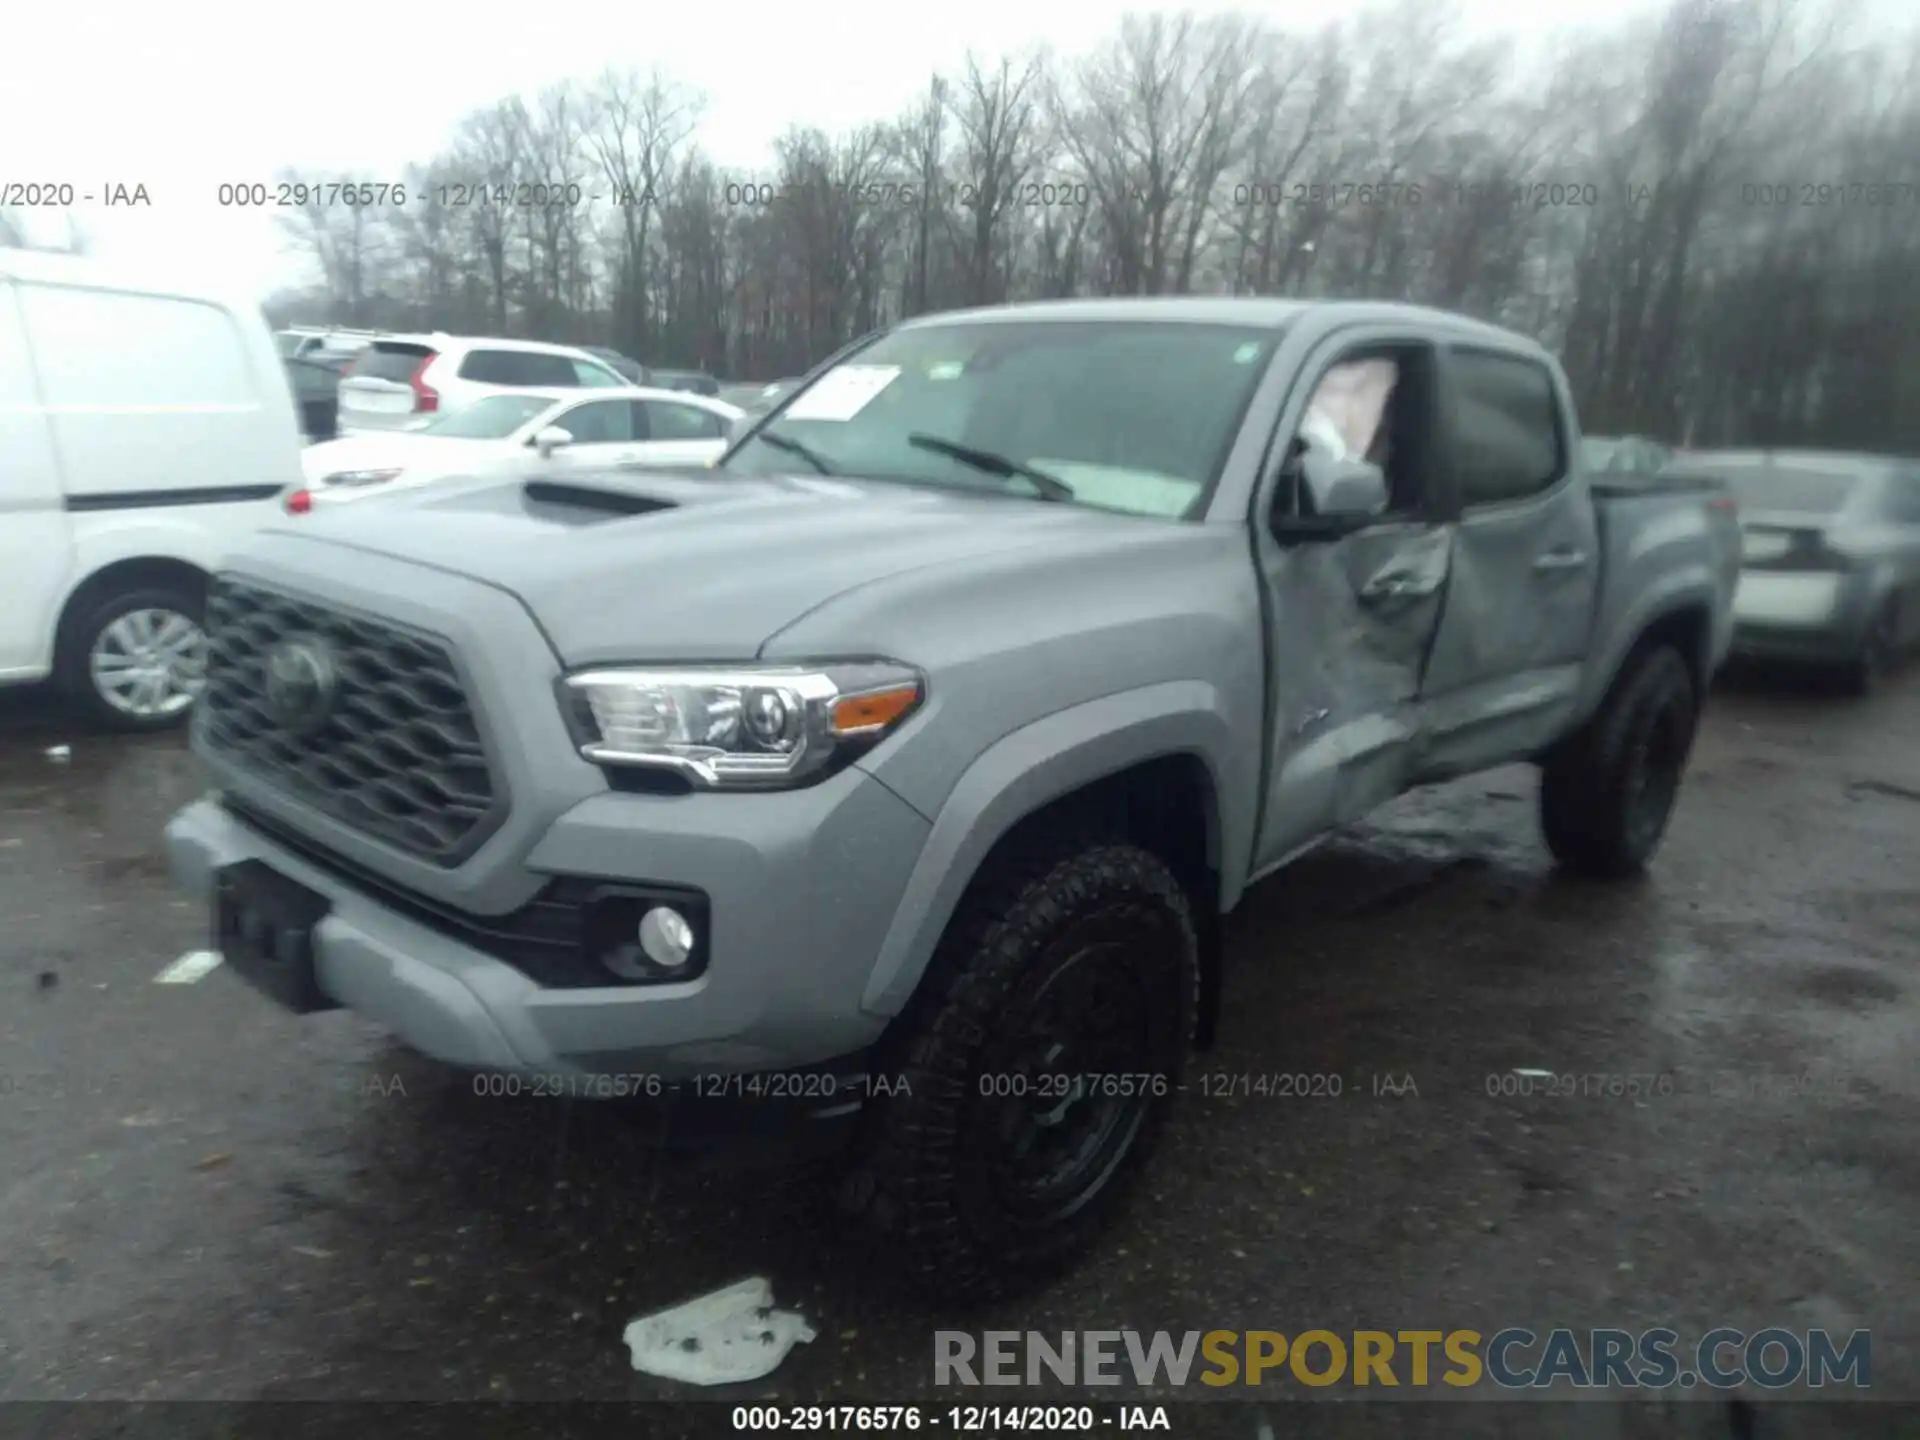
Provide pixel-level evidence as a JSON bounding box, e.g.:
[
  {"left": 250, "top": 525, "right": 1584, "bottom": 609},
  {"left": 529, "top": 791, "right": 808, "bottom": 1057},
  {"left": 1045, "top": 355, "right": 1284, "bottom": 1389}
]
[
  {"left": 1572, "top": 567, "right": 1721, "bottom": 724},
  {"left": 858, "top": 680, "right": 1240, "bottom": 1018}
]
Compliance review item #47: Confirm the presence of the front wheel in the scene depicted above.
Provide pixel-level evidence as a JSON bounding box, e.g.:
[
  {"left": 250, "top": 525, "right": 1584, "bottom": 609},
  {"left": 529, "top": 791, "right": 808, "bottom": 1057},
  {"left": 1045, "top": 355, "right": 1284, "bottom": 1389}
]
[
  {"left": 856, "top": 838, "right": 1199, "bottom": 1300},
  {"left": 58, "top": 583, "right": 209, "bottom": 732},
  {"left": 1539, "top": 645, "right": 1698, "bottom": 878}
]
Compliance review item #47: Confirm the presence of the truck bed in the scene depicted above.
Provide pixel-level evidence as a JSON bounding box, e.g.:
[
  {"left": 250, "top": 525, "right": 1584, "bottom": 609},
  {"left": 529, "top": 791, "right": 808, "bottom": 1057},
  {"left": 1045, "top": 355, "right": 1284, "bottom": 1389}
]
[{"left": 1582, "top": 469, "right": 1743, "bottom": 708}]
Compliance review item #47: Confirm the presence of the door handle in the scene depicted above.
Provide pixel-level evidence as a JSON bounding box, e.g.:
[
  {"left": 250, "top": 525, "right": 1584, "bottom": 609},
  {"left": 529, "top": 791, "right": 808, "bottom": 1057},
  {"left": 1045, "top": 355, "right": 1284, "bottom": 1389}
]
[{"left": 1532, "top": 547, "right": 1589, "bottom": 573}]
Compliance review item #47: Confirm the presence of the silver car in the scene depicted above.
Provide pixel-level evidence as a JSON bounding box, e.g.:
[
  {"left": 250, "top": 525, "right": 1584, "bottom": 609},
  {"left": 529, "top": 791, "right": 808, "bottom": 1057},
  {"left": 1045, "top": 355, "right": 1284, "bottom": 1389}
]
[{"left": 1670, "top": 449, "right": 1920, "bottom": 690}]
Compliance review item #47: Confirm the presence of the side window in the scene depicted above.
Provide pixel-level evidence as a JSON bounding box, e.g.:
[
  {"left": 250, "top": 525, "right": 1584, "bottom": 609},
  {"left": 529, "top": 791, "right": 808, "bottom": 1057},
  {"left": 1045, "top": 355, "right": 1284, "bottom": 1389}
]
[
  {"left": 550, "top": 399, "right": 635, "bottom": 445},
  {"left": 524, "top": 353, "right": 583, "bottom": 386},
  {"left": 1277, "top": 344, "right": 1435, "bottom": 519},
  {"left": 461, "top": 349, "right": 576, "bottom": 386},
  {"left": 571, "top": 358, "right": 623, "bottom": 387},
  {"left": 1882, "top": 471, "right": 1920, "bottom": 524},
  {"left": 643, "top": 401, "right": 727, "bottom": 441},
  {"left": 1450, "top": 349, "right": 1565, "bottom": 506},
  {"left": 458, "top": 349, "right": 517, "bottom": 384}
]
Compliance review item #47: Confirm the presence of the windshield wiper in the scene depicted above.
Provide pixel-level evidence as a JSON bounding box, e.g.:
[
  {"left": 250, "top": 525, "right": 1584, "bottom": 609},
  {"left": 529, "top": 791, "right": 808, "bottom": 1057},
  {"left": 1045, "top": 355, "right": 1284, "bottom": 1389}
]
[
  {"left": 754, "top": 429, "right": 836, "bottom": 474},
  {"left": 907, "top": 434, "right": 1074, "bottom": 502}
]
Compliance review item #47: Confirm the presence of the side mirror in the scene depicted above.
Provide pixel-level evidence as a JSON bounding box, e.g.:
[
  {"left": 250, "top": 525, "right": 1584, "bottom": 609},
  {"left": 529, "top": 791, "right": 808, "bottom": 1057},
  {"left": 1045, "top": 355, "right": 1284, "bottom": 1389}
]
[
  {"left": 1271, "top": 446, "right": 1389, "bottom": 542},
  {"left": 532, "top": 425, "right": 574, "bottom": 458},
  {"left": 1306, "top": 449, "right": 1389, "bottom": 517}
]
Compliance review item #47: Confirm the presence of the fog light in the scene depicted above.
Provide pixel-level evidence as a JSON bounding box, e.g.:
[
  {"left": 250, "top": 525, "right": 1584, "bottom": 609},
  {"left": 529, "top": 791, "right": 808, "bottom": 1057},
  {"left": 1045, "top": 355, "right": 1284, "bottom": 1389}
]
[{"left": 637, "top": 906, "right": 695, "bottom": 970}]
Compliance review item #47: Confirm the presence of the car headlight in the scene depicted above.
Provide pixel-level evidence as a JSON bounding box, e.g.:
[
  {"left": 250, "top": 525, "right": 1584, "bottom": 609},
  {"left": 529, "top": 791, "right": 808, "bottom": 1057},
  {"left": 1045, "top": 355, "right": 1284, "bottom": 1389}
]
[
  {"left": 561, "top": 662, "right": 924, "bottom": 789},
  {"left": 323, "top": 468, "right": 404, "bottom": 488}
]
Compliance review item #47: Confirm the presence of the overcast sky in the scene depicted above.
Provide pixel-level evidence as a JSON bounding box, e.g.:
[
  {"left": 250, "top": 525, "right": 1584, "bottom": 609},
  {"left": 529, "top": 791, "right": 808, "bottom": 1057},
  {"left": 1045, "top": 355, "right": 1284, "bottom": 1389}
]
[{"left": 2, "top": 0, "right": 1853, "bottom": 302}]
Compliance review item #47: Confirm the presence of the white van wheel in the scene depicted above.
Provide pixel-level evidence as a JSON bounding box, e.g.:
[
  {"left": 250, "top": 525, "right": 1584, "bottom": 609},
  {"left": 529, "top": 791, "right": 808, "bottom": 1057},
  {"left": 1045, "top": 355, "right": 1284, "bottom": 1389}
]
[{"left": 61, "top": 585, "right": 209, "bottom": 731}]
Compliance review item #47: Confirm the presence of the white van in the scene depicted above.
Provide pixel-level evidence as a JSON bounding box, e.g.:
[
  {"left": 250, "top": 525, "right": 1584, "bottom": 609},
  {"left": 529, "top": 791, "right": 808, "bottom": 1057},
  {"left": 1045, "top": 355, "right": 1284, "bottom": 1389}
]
[{"left": 0, "top": 249, "right": 302, "bottom": 729}]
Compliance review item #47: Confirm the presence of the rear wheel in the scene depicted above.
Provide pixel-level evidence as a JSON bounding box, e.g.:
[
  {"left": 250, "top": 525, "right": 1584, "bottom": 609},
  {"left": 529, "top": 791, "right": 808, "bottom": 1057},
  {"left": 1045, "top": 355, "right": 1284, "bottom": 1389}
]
[
  {"left": 1540, "top": 645, "right": 1698, "bottom": 878},
  {"left": 1839, "top": 600, "right": 1900, "bottom": 696},
  {"left": 57, "top": 583, "right": 208, "bottom": 732},
  {"left": 853, "top": 836, "right": 1199, "bottom": 1300}
]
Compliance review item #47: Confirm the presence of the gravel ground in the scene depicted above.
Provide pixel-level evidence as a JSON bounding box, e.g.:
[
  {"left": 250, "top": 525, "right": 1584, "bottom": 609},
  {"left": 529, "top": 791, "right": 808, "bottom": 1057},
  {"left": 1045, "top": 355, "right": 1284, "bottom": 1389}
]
[{"left": 0, "top": 669, "right": 1914, "bottom": 1439}]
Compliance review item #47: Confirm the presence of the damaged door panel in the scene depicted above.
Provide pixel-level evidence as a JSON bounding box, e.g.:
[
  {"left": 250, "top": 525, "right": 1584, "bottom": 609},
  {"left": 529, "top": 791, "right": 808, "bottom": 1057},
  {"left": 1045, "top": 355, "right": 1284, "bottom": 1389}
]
[
  {"left": 1251, "top": 335, "right": 1455, "bottom": 868},
  {"left": 1418, "top": 345, "right": 1600, "bottom": 777}
]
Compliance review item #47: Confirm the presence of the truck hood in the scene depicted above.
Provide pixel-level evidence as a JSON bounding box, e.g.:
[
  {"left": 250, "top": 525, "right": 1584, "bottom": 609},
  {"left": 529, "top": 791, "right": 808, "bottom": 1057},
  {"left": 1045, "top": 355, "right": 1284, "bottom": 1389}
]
[{"left": 259, "top": 467, "right": 1180, "bottom": 665}]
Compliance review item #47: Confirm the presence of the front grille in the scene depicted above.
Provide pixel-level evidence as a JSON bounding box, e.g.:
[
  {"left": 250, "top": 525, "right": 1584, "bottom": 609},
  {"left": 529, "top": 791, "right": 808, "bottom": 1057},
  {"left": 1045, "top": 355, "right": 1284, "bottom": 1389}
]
[{"left": 199, "top": 576, "right": 505, "bottom": 866}]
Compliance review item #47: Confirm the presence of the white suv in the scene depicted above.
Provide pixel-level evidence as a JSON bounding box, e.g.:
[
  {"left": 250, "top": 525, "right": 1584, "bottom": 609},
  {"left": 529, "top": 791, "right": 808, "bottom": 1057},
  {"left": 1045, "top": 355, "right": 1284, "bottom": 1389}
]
[{"left": 337, "top": 334, "right": 626, "bottom": 433}]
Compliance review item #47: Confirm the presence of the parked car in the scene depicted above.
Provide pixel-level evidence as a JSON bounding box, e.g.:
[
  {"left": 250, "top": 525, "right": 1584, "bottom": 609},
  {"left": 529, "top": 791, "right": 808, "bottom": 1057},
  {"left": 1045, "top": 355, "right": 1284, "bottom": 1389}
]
[
  {"left": 1581, "top": 434, "right": 1673, "bottom": 475},
  {"left": 292, "top": 387, "right": 743, "bottom": 510},
  {"left": 335, "top": 334, "right": 628, "bottom": 434},
  {"left": 583, "top": 345, "right": 648, "bottom": 384},
  {"left": 1663, "top": 448, "right": 1920, "bottom": 690},
  {"left": 166, "top": 297, "right": 1739, "bottom": 1295},
  {"left": 0, "top": 248, "right": 302, "bottom": 729},
  {"left": 648, "top": 368, "right": 721, "bottom": 397}
]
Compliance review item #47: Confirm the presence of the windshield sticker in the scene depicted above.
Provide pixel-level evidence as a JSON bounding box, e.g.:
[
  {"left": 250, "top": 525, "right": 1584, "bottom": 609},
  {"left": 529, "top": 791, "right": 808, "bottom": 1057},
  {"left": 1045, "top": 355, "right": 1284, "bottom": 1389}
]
[
  {"left": 927, "top": 361, "right": 965, "bottom": 380},
  {"left": 784, "top": 364, "right": 902, "bottom": 421},
  {"left": 1233, "top": 342, "right": 1263, "bottom": 364}
]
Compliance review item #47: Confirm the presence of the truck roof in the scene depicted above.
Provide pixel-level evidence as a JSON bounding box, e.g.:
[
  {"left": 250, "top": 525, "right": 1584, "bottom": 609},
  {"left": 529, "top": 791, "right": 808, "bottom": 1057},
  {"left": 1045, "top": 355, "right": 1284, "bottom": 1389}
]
[{"left": 899, "top": 296, "right": 1539, "bottom": 355}]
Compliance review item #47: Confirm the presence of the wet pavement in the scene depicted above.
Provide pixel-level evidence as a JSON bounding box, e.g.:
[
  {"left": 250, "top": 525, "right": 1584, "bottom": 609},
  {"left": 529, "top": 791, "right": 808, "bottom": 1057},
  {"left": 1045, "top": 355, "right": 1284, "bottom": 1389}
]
[{"left": 0, "top": 669, "right": 1916, "bottom": 1433}]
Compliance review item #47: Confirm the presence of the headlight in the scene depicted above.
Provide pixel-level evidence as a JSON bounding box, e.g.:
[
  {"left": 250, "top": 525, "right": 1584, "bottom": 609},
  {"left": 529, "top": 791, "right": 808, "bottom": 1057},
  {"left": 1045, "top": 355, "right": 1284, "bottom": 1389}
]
[
  {"left": 561, "top": 662, "right": 924, "bottom": 789},
  {"left": 323, "top": 468, "right": 404, "bottom": 488}
]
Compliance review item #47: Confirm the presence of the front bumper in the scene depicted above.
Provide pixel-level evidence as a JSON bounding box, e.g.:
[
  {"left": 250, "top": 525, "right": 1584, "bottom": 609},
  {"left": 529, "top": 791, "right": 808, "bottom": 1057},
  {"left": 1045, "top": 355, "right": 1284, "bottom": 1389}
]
[{"left": 165, "top": 760, "right": 931, "bottom": 1082}]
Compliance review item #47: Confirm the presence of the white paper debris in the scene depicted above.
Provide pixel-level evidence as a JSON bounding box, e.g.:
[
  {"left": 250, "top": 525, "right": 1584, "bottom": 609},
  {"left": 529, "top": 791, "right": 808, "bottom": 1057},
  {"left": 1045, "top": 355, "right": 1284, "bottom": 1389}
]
[
  {"left": 45, "top": 744, "right": 72, "bottom": 763},
  {"left": 155, "top": 950, "right": 224, "bottom": 985},
  {"left": 623, "top": 1276, "right": 816, "bottom": 1386},
  {"left": 783, "top": 365, "right": 900, "bottom": 422}
]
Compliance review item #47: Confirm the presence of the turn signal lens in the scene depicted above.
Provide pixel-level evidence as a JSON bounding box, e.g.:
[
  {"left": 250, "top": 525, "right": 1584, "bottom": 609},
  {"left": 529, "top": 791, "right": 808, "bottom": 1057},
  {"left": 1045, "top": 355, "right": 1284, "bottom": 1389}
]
[{"left": 831, "top": 684, "right": 921, "bottom": 736}]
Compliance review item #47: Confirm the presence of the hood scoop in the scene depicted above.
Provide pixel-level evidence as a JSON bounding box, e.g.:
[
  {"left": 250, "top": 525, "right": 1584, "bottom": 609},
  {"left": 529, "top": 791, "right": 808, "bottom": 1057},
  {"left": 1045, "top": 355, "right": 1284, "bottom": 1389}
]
[{"left": 521, "top": 478, "right": 680, "bottom": 523}]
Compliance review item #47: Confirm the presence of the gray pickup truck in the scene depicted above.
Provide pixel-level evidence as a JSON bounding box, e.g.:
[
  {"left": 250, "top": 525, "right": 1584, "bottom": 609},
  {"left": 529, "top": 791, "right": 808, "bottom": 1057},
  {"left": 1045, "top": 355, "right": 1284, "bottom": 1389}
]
[{"left": 165, "top": 298, "right": 1739, "bottom": 1296}]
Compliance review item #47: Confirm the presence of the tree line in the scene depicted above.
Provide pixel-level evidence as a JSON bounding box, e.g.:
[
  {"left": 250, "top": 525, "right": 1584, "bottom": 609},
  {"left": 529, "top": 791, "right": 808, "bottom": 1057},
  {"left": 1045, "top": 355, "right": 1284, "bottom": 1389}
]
[{"left": 259, "top": 0, "right": 1918, "bottom": 451}]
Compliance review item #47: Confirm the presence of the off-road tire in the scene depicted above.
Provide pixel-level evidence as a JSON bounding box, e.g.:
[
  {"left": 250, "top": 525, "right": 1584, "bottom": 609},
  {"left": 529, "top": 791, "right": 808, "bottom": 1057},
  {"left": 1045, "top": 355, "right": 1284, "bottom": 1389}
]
[
  {"left": 56, "top": 581, "right": 207, "bottom": 733},
  {"left": 855, "top": 836, "right": 1200, "bottom": 1301},
  {"left": 1540, "top": 644, "right": 1698, "bottom": 879}
]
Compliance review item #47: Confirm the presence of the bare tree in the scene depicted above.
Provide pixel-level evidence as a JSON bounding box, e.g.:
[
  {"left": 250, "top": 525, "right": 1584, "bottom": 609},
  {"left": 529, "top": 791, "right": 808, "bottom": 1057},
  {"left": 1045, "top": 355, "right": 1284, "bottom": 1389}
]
[
  {"left": 586, "top": 66, "right": 703, "bottom": 354},
  {"left": 268, "top": 0, "right": 1920, "bottom": 453}
]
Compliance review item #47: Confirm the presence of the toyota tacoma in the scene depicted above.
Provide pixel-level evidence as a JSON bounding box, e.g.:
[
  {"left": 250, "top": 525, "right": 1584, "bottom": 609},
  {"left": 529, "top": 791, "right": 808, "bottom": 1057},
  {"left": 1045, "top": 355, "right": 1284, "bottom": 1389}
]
[{"left": 165, "top": 298, "right": 1740, "bottom": 1296}]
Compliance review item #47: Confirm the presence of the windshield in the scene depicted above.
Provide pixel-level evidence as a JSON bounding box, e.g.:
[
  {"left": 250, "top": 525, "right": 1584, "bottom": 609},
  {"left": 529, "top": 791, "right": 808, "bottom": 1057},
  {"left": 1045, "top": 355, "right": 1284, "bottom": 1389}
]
[
  {"left": 721, "top": 321, "right": 1280, "bottom": 518},
  {"left": 418, "top": 394, "right": 556, "bottom": 439}
]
